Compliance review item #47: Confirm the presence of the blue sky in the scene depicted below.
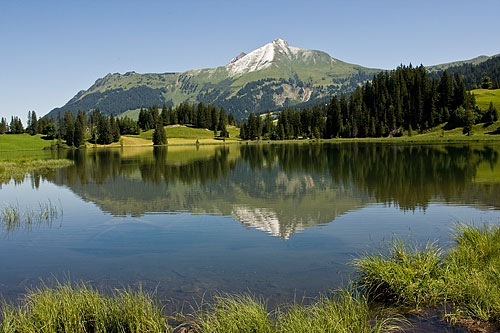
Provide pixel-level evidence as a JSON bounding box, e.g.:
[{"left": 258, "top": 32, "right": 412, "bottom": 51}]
[{"left": 1, "top": 0, "right": 499, "bottom": 120}]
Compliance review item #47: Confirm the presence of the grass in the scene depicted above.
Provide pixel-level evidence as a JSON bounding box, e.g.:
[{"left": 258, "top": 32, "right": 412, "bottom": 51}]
[
  {"left": 0, "top": 286, "right": 403, "bottom": 333},
  {"left": 0, "top": 282, "right": 170, "bottom": 333},
  {"left": 0, "top": 134, "right": 53, "bottom": 151},
  {"left": 354, "top": 224, "right": 500, "bottom": 329},
  {"left": 471, "top": 89, "right": 500, "bottom": 111},
  {"left": 0, "top": 200, "right": 60, "bottom": 233},
  {"left": 0, "top": 158, "right": 73, "bottom": 184},
  {"left": 274, "top": 290, "right": 403, "bottom": 333},
  {"left": 129, "top": 125, "right": 240, "bottom": 145}
]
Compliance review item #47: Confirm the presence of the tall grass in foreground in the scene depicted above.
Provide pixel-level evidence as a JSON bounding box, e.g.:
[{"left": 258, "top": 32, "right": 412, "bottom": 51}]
[
  {"left": 192, "top": 290, "right": 403, "bottom": 333},
  {"left": 0, "top": 285, "right": 403, "bottom": 333},
  {"left": 275, "top": 290, "right": 403, "bottom": 333},
  {"left": 354, "top": 224, "right": 500, "bottom": 327},
  {"left": 0, "top": 283, "right": 170, "bottom": 333}
]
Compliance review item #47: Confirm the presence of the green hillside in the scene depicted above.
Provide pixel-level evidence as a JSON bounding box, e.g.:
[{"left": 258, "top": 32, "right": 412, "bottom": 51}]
[
  {"left": 471, "top": 89, "right": 500, "bottom": 110},
  {"left": 46, "top": 39, "right": 380, "bottom": 120},
  {"left": 0, "top": 134, "right": 53, "bottom": 152}
]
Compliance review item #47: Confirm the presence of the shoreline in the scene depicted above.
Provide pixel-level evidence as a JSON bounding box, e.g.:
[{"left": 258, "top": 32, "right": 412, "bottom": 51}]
[{"left": 3, "top": 134, "right": 500, "bottom": 153}]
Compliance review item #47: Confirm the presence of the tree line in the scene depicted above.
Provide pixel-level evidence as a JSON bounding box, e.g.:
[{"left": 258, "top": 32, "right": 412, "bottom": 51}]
[
  {"left": 1, "top": 101, "right": 238, "bottom": 147},
  {"left": 430, "top": 55, "right": 500, "bottom": 90},
  {"left": 239, "top": 65, "right": 499, "bottom": 140},
  {"left": 137, "top": 103, "right": 236, "bottom": 134}
]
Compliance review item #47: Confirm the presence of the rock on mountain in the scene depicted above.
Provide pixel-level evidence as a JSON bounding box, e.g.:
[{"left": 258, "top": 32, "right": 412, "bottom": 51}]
[{"left": 47, "top": 38, "right": 381, "bottom": 120}]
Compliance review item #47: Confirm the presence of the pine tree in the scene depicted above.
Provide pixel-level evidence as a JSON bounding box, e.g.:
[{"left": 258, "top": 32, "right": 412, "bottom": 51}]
[
  {"left": 463, "top": 109, "right": 475, "bottom": 136},
  {"left": 326, "top": 96, "right": 342, "bottom": 138},
  {"left": 0, "top": 117, "right": 7, "bottom": 134},
  {"left": 109, "top": 114, "right": 120, "bottom": 142},
  {"left": 152, "top": 122, "right": 167, "bottom": 145},
  {"left": 9, "top": 116, "right": 24, "bottom": 134},
  {"left": 218, "top": 108, "right": 228, "bottom": 131},
  {"left": 30, "top": 111, "right": 38, "bottom": 135},
  {"left": 97, "top": 115, "right": 112, "bottom": 145},
  {"left": 74, "top": 111, "right": 86, "bottom": 148},
  {"left": 63, "top": 111, "right": 75, "bottom": 146}
]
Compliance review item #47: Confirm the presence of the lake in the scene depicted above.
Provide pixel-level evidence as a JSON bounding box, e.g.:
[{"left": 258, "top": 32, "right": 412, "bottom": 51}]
[{"left": 1, "top": 142, "right": 500, "bottom": 309}]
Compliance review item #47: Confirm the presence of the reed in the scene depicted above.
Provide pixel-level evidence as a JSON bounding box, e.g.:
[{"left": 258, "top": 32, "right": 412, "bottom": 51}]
[
  {"left": 354, "top": 224, "right": 500, "bottom": 327},
  {"left": 1, "top": 200, "right": 60, "bottom": 233}
]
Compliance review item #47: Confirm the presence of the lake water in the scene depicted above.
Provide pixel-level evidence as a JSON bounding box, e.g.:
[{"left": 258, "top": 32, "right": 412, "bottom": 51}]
[{"left": 1, "top": 143, "right": 500, "bottom": 309}]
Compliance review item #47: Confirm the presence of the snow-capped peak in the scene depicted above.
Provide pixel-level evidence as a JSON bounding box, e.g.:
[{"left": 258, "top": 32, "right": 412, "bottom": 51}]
[{"left": 226, "top": 38, "right": 304, "bottom": 75}]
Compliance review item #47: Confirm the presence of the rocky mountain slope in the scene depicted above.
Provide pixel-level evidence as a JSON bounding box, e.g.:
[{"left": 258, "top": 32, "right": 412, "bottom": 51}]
[{"left": 47, "top": 39, "right": 380, "bottom": 119}]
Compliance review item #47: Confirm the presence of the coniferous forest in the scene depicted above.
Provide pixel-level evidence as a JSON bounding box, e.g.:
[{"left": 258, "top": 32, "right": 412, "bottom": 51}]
[{"left": 240, "top": 65, "right": 496, "bottom": 140}]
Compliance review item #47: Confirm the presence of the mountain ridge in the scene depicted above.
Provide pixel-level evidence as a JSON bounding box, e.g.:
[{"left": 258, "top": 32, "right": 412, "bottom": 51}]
[
  {"left": 46, "top": 38, "right": 380, "bottom": 120},
  {"left": 46, "top": 39, "right": 498, "bottom": 120}
]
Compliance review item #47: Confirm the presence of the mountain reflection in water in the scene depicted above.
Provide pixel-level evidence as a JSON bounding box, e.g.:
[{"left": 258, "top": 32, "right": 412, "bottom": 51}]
[{"left": 16, "top": 142, "right": 500, "bottom": 239}]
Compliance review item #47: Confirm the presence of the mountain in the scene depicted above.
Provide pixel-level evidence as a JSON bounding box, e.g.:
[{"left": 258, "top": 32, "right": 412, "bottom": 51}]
[
  {"left": 426, "top": 54, "right": 497, "bottom": 72},
  {"left": 46, "top": 38, "right": 381, "bottom": 120}
]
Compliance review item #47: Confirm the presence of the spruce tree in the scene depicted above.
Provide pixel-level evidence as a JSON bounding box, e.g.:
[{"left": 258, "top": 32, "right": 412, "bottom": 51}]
[
  {"left": 74, "top": 111, "right": 86, "bottom": 148},
  {"left": 326, "top": 96, "right": 342, "bottom": 138},
  {"left": 0, "top": 117, "right": 7, "bottom": 134},
  {"left": 97, "top": 115, "right": 112, "bottom": 145},
  {"left": 152, "top": 122, "right": 167, "bottom": 145},
  {"left": 63, "top": 111, "right": 75, "bottom": 146},
  {"left": 30, "top": 111, "right": 38, "bottom": 135},
  {"left": 109, "top": 114, "right": 120, "bottom": 142}
]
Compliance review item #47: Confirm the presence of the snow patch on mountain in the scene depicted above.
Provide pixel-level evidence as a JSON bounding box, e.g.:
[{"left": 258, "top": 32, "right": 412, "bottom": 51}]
[
  {"left": 226, "top": 38, "right": 307, "bottom": 75},
  {"left": 228, "top": 52, "right": 247, "bottom": 65}
]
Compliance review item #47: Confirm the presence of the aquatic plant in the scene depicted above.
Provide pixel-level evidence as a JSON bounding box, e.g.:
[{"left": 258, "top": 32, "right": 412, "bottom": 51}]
[
  {"left": 0, "top": 200, "right": 61, "bottom": 233},
  {"left": 354, "top": 224, "right": 500, "bottom": 327}
]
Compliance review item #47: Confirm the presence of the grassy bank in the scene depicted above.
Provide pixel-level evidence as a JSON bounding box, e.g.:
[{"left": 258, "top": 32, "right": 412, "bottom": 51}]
[
  {"left": 471, "top": 89, "right": 500, "bottom": 111},
  {"left": 0, "top": 158, "right": 73, "bottom": 184},
  {"left": 355, "top": 224, "right": 500, "bottom": 330},
  {"left": 0, "top": 134, "right": 53, "bottom": 151},
  {"left": 4, "top": 120, "right": 500, "bottom": 152},
  {"left": 129, "top": 125, "right": 241, "bottom": 145},
  {"left": 0, "top": 285, "right": 402, "bottom": 333},
  {"left": 0, "top": 283, "right": 168, "bottom": 333}
]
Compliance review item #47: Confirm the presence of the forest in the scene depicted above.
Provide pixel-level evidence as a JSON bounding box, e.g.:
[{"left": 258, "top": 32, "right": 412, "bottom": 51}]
[{"left": 240, "top": 65, "right": 499, "bottom": 140}]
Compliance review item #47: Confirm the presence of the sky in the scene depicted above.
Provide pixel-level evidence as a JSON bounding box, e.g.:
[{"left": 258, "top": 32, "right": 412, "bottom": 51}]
[{"left": 1, "top": 0, "right": 500, "bottom": 120}]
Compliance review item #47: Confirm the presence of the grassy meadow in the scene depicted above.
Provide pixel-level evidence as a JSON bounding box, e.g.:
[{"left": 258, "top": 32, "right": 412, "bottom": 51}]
[
  {"left": 0, "top": 134, "right": 53, "bottom": 151},
  {"left": 0, "top": 158, "right": 73, "bottom": 184},
  {"left": 129, "top": 124, "right": 241, "bottom": 145},
  {"left": 471, "top": 89, "right": 500, "bottom": 111}
]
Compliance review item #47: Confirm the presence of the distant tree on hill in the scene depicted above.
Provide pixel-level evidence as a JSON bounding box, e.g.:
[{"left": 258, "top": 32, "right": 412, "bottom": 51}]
[
  {"left": 152, "top": 122, "right": 167, "bottom": 145},
  {"left": 463, "top": 108, "right": 476, "bottom": 136},
  {"left": 89, "top": 109, "right": 101, "bottom": 143},
  {"left": 42, "top": 122, "right": 57, "bottom": 139},
  {"left": 27, "top": 111, "right": 39, "bottom": 136},
  {"left": 74, "top": 111, "right": 86, "bottom": 148},
  {"left": 481, "top": 76, "right": 493, "bottom": 89},
  {"left": 109, "top": 114, "right": 120, "bottom": 142},
  {"left": 9, "top": 116, "right": 24, "bottom": 134},
  {"left": 117, "top": 116, "right": 140, "bottom": 135},
  {"left": 63, "top": 111, "right": 75, "bottom": 146},
  {"left": 483, "top": 101, "right": 499, "bottom": 125},
  {"left": 97, "top": 114, "right": 112, "bottom": 145},
  {"left": 0, "top": 118, "right": 7, "bottom": 134}
]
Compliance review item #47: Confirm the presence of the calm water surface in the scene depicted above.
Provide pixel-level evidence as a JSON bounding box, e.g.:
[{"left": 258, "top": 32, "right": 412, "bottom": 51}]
[{"left": 1, "top": 143, "right": 500, "bottom": 308}]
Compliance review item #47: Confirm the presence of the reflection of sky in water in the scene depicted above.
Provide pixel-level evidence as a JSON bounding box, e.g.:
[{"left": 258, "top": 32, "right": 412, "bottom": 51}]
[
  {"left": 1, "top": 175, "right": 500, "bottom": 305},
  {"left": 2, "top": 144, "right": 500, "bottom": 306}
]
